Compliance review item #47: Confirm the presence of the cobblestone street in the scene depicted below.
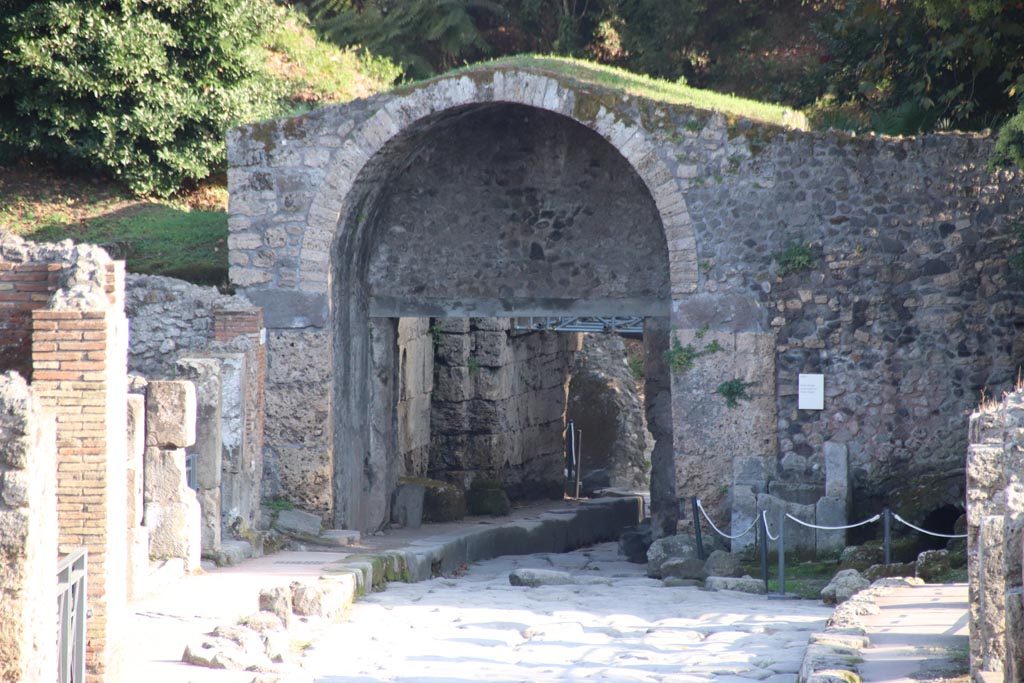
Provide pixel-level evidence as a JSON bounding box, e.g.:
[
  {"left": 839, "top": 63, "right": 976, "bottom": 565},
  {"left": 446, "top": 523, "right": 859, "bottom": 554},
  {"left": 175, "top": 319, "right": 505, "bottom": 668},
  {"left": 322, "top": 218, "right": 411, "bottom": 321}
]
[{"left": 304, "top": 542, "right": 832, "bottom": 683}]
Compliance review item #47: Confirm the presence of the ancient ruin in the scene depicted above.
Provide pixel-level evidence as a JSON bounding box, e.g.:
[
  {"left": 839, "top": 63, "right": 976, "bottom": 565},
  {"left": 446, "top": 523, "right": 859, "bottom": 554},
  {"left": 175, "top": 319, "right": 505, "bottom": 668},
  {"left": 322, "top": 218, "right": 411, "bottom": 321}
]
[{"left": 226, "top": 65, "right": 1024, "bottom": 540}]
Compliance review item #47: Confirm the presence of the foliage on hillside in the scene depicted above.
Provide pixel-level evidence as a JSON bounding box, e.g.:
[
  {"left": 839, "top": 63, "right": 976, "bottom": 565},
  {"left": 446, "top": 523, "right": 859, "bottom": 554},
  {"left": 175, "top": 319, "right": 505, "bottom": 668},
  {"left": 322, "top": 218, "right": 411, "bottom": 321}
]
[
  {"left": 0, "top": 6, "right": 398, "bottom": 284},
  {"left": 308, "top": 0, "right": 1024, "bottom": 159},
  {"left": 0, "top": 1, "right": 399, "bottom": 198}
]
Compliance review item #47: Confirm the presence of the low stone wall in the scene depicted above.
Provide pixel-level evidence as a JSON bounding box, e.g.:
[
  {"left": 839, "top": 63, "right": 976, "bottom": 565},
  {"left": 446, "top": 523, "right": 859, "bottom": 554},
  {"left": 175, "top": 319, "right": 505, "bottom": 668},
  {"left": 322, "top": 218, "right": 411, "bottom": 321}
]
[
  {"left": 966, "top": 390, "right": 1024, "bottom": 683},
  {"left": 0, "top": 373, "right": 57, "bottom": 683}
]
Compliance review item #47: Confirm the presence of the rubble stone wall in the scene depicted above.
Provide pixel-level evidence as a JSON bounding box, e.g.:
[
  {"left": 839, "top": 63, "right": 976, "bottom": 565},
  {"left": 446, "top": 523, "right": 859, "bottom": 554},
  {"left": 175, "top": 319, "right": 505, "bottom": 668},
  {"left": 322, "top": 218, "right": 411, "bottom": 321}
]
[
  {"left": 226, "top": 67, "right": 1024, "bottom": 530},
  {"left": 967, "top": 390, "right": 1024, "bottom": 683},
  {"left": 0, "top": 373, "right": 57, "bottom": 683},
  {"left": 0, "top": 234, "right": 130, "bottom": 683}
]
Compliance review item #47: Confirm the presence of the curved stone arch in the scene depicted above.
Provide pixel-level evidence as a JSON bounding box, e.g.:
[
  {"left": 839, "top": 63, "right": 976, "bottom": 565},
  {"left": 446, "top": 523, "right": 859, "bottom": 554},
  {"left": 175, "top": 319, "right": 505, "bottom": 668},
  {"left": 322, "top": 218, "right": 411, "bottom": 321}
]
[{"left": 302, "top": 69, "right": 699, "bottom": 297}]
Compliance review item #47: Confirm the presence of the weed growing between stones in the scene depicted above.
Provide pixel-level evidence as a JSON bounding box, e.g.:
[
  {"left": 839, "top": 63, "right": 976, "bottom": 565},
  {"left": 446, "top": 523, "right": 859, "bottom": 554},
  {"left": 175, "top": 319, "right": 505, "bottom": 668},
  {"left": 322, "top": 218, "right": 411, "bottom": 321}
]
[
  {"left": 716, "top": 378, "right": 757, "bottom": 407},
  {"left": 664, "top": 336, "right": 723, "bottom": 374},
  {"left": 774, "top": 240, "right": 815, "bottom": 276}
]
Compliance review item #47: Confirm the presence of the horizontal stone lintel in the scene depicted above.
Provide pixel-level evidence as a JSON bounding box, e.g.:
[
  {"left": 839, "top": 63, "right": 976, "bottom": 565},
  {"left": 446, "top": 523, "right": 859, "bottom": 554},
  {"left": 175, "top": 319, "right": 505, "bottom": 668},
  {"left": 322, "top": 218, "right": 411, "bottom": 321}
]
[{"left": 369, "top": 295, "right": 670, "bottom": 318}]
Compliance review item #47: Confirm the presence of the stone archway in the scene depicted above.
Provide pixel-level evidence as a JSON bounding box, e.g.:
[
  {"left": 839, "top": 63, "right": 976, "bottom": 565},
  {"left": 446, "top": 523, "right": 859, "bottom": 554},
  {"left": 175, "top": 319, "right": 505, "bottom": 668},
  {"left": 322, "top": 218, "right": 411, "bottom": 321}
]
[{"left": 323, "top": 91, "right": 689, "bottom": 532}]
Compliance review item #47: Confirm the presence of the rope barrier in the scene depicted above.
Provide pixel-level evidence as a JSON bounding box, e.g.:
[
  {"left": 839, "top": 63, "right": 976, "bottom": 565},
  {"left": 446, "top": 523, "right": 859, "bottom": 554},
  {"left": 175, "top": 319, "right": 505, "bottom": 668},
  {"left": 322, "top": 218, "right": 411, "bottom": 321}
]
[
  {"left": 784, "top": 512, "right": 881, "bottom": 531},
  {"left": 893, "top": 513, "right": 968, "bottom": 539},
  {"left": 761, "top": 510, "right": 779, "bottom": 541},
  {"left": 696, "top": 499, "right": 759, "bottom": 540}
]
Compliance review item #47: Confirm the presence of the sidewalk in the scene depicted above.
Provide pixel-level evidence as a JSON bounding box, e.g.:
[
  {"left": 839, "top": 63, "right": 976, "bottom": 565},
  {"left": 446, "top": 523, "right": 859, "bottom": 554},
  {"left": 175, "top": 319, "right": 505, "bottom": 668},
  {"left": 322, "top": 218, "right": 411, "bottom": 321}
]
[
  {"left": 858, "top": 583, "right": 969, "bottom": 683},
  {"left": 121, "top": 496, "right": 642, "bottom": 683}
]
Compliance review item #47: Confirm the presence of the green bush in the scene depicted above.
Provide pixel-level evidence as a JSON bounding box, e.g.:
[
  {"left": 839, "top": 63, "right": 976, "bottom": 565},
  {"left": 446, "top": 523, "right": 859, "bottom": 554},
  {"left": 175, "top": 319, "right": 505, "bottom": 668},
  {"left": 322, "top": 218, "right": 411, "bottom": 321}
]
[{"left": 0, "top": 0, "right": 281, "bottom": 196}]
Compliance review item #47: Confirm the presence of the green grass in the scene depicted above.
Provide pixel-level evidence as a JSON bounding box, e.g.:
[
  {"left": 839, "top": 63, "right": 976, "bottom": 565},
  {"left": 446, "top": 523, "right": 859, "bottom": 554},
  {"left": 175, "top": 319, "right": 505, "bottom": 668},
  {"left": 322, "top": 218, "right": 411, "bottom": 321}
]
[
  {"left": 740, "top": 559, "right": 837, "bottom": 599},
  {"left": 444, "top": 55, "right": 807, "bottom": 129},
  {"left": 28, "top": 202, "right": 229, "bottom": 286},
  {"left": 266, "top": 7, "right": 400, "bottom": 111}
]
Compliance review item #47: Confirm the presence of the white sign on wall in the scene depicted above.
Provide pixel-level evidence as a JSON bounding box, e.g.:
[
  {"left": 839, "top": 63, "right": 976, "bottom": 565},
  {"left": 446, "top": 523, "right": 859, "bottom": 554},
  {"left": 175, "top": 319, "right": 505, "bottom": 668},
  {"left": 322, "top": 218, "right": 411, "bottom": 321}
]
[{"left": 798, "top": 373, "right": 824, "bottom": 410}]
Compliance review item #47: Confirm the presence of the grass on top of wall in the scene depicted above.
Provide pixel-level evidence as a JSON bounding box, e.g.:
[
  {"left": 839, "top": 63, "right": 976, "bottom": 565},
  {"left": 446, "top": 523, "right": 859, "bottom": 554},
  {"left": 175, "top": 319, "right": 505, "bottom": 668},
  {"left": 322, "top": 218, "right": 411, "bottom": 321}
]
[{"left": 447, "top": 55, "right": 807, "bottom": 130}]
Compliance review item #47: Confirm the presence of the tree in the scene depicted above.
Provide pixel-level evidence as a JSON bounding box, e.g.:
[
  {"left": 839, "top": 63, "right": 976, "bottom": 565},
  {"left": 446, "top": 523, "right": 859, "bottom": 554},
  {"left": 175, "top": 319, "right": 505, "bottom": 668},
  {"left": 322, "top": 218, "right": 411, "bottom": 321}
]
[{"left": 0, "top": 0, "right": 280, "bottom": 196}]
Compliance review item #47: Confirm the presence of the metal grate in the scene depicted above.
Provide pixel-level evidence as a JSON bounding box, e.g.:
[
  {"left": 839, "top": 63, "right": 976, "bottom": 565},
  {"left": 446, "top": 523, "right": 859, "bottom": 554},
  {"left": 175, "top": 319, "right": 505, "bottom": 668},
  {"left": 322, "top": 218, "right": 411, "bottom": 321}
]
[
  {"left": 513, "top": 316, "right": 645, "bottom": 335},
  {"left": 57, "top": 548, "right": 87, "bottom": 683}
]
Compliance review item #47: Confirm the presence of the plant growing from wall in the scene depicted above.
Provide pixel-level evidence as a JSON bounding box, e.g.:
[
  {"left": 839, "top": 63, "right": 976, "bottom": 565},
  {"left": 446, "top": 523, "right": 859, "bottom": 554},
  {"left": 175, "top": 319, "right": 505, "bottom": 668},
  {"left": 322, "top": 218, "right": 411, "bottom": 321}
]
[
  {"left": 430, "top": 323, "right": 443, "bottom": 345},
  {"left": 716, "top": 378, "right": 757, "bottom": 407},
  {"left": 664, "top": 335, "right": 722, "bottom": 374},
  {"left": 467, "top": 355, "right": 480, "bottom": 375},
  {"left": 774, "top": 240, "right": 815, "bottom": 276}
]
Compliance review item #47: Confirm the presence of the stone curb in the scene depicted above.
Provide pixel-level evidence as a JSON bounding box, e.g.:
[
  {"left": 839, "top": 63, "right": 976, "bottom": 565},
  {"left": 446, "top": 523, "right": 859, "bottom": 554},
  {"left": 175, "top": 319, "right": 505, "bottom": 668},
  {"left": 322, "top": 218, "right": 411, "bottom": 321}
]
[{"left": 797, "top": 576, "right": 924, "bottom": 683}]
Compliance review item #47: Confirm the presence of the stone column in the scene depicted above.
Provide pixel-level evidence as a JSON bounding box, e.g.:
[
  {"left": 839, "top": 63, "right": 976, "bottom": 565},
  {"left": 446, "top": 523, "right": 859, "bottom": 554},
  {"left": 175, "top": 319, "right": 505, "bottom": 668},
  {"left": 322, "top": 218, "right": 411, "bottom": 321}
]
[
  {"left": 143, "top": 380, "right": 201, "bottom": 571},
  {"left": 367, "top": 317, "right": 399, "bottom": 531},
  {"left": 126, "top": 392, "right": 148, "bottom": 600},
  {"left": 643, "top": 317, "right": 676, "bottom": 538},
  {"left": 176, "top": 358, "right": 223, "bottom": 554}
]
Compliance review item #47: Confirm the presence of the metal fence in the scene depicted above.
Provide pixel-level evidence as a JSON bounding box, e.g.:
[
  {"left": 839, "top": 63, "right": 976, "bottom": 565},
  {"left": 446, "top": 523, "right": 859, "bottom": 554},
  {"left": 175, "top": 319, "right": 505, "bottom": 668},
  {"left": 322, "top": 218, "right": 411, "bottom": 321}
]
[{"left": 57, "top": 548, "right": 87, "bottom": 683}]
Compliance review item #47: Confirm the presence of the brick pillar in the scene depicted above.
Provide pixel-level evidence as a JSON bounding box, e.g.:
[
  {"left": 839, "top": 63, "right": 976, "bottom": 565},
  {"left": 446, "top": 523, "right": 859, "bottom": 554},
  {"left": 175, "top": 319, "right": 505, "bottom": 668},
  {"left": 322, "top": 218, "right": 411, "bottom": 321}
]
[{"left": 32, "top": 262, "right": 128, "bottom": 683}]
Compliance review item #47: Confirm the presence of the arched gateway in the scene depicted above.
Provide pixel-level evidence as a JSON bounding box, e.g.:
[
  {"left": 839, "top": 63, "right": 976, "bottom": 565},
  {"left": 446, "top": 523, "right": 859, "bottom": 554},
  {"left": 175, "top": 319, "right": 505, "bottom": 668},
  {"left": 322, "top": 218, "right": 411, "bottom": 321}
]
[{"left": 229, "top": 62, "right": 1024, "bottom": 546}]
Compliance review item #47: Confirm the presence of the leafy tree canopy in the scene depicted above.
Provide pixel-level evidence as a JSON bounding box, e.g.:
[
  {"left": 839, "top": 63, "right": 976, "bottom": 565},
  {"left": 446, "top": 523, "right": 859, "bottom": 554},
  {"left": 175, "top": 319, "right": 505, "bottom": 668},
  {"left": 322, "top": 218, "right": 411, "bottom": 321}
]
[{"left": 0, "top": 0, "right": 280, "bottom": 196}]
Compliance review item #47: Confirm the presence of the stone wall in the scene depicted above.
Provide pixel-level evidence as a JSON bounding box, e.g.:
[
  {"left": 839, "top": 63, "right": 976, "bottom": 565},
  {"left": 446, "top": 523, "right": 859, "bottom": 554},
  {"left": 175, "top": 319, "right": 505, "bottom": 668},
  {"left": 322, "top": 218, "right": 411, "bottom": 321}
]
[
  {"left": 566, "top": 333, "right": 650, "bottom": 491},
  {"left": 225, "top": 66, "right": 1024, "bottom": 531},
  {"left": 125, "top": 275, "right": 266, "bottom": 541},
  {"left": 0, "top": 373, "right": 57, "bottom": 683},
  {"left": 966, "top": 390, "right": 1024, "bottom": 683},
  {"left": 431, "top": 318, "right": 579, "bottom": 499},
  {"left": 1, "top": 233, "right": 130, "bottom": 682}
]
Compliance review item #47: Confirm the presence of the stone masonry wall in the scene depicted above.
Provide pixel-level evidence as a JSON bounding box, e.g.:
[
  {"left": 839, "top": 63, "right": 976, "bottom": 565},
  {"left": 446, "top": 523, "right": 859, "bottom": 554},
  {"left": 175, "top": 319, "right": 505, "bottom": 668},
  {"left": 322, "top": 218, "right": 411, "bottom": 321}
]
[
  {"left": 0, "top": 234, "right": 131, "bottom": 683},
  {"left": 0, "top": 373, "right": 57, "bottom": 683},
  {"left": 966, "top": 390, "right": 1024, "bottom": 683},
  {"left": 225, "top": 67, "right": 1023, "bottom": 530},
  {"left": 431, "top": 318, "right": 579, "bottom": 499},
  {"left": 126, "top": 275, "right": 266, "bottom": 539}
]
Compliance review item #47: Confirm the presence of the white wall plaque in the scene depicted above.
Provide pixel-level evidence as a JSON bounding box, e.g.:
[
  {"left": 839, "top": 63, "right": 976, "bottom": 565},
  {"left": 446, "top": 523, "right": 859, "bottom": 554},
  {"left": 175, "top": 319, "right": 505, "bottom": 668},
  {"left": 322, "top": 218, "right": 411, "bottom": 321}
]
[{"left": 798, "top": 373, "right": 824, "bottom": 410}]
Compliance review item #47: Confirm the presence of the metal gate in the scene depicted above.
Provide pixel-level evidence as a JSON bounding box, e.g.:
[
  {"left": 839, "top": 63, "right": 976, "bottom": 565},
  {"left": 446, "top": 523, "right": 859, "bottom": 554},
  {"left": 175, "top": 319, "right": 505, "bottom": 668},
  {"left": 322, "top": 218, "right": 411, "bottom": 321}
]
[{"left": 56, "top": 549, "right": 87, "bottom": 683}]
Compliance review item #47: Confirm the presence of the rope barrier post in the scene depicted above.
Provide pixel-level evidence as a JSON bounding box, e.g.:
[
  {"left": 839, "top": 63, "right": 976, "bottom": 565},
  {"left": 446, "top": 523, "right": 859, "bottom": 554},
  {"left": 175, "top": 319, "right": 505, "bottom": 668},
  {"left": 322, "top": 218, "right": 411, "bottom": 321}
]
[
  {"left": 759, "top": 511, "right": 769, "bottom": 596},
  {"left": 777, "top": 507, "right": 785, "bottom": 597},
  {"left": 883, "top": 507, "right": 892, "bottom": 565},
  {"left": 692, "top": 497, "right": 705, "bottom": 561}
]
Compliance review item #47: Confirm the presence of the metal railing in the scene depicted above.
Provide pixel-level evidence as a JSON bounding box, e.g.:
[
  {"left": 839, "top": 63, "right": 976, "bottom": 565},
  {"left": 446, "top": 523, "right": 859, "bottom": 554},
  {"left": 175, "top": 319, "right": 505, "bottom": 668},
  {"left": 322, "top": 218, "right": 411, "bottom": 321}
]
[
  {"left": 57, "top": 548, "right": 87, "bottom": 683},
  {"left": 690, "top": 497, "right": 967, "bottom": 596}
]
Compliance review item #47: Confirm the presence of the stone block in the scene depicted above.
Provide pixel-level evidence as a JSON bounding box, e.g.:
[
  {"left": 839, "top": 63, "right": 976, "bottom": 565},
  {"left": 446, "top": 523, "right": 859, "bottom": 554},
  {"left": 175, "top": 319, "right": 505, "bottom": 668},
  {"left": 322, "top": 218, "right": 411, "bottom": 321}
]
[
  {"left": 815, "top": 496, "right": 847, "bottom": 557},
  {"left": 733, "top": 456, "right": 767, "bottom": 493},
  {"left": 145, "top": 496, "right": 201, "bottom": 570},
  {"left": 143, "top": 447, "right": 189, "bottom": 505},
  {"left": 197, "top": 487, "right": 222, "bottom": 554},
  {"left": 730, "top": 486, "right": 759, "bottom": 554},
  {"left": 318, "top": 529, "right": 361, "bottom": 547},
  {"left": 757, "top": 493, "right": 815, "bottom": 556},
  {"left": 275, "top": 508, "right": 323, "bottom": 539},
  {"left": 126, "top": 393, "right": 146, "bottom": 527},
  {"left": 824, "top": 441, "right": 849, "bottom": 502},
  {"left": 391, "top": 483, "right": 425, "bottom": 529},
  {"left": 768, "top": 481, "right": 824, "bottom": 505},
  {"left": 244, "top": 289, "right": 326, "bottom": 328},
  {"left": 176, "top": 358, "right": 222, "bottom": 490},
  {"left": 704, "top": 576, "right": 766, "bottom": 594},
  {"left": 435, "top": 332, "right": 471, "bottom": 366},
  {"left": 146, "top": 380, "right": 197, "bottom": 449}
]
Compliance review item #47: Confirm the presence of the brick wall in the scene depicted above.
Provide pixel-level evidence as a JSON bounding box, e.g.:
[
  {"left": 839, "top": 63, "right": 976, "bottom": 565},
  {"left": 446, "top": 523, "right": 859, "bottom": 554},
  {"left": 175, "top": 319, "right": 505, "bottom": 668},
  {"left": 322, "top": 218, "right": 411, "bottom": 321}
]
[
  {"left": 27, "top": 256, "right": 128, "bottom": 683},
  {"left": 0, "top": 261, "right": 65, "bottom": 378}
]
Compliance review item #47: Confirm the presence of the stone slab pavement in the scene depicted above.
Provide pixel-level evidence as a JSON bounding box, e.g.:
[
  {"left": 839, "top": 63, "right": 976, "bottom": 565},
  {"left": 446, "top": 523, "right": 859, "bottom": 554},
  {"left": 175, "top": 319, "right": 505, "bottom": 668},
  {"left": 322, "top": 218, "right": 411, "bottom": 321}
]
[
  {"left": 304, "top": 541, "right": 833, "bottom": 683},
  {"left": 121, "top": 498, "right": 638, "bottom": 683},
  {"left": 857, "top": 583, "right": 969, "bottom": 683}
]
